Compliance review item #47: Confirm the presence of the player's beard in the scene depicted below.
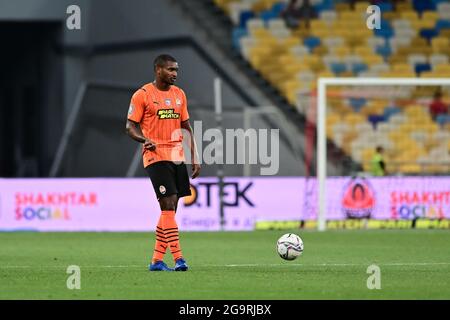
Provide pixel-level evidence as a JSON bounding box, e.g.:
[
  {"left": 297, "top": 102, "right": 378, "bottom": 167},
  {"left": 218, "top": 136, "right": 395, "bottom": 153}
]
[{"left": 167, "top": 77, "right": 176, "bottom": 85}]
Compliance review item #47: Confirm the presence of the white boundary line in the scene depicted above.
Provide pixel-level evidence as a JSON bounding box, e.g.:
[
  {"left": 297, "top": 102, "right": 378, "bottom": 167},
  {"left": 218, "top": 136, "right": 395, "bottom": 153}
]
[
  {"left": 1, "top": 262, "right": 450, "bottom": 269},
  {"left": 220, "top": 262, "right": 450, "bottom": 267}
]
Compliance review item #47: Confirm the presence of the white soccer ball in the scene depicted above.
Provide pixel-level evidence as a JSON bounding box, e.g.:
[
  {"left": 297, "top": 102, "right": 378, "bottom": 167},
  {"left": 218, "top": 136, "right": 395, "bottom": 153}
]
[{"left": 276, "top": 233, "right": 304, "bottom": 261}]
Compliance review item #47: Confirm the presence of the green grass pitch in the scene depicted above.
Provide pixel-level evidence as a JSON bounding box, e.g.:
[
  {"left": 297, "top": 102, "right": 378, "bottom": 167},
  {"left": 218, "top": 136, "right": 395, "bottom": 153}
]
[{"left": 0, "top": 230, "right": 449, "bottom": 299}]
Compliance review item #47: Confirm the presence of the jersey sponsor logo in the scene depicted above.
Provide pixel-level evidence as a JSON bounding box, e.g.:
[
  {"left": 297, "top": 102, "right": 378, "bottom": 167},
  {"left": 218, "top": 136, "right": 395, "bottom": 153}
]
[
  {"left": 157, "top": 108, "right": 180, "bottom": 119},
  {"left": 341, "top": 177, "right": 376, "bottom": 219},
  {"left": 128, "top": 104, "right": 134, "bottom": 115},
  {"left": 164, "top": 99, "right": 171, "bottom": 106}
]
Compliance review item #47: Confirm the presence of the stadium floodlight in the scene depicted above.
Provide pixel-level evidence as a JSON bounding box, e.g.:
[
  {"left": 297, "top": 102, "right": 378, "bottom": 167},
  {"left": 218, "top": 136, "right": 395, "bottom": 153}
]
[{"left": 317, "top": 77, "right": 450, "bottom": 231}]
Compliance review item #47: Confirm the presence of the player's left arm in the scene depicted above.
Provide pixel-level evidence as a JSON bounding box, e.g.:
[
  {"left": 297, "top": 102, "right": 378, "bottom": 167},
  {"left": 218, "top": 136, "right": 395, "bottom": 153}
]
[
  {"left": 181, "top": 119, "right": 201, "bottom": 179},
  {"left": 180, "top": 89, "right": 200, "bottom": 179}
]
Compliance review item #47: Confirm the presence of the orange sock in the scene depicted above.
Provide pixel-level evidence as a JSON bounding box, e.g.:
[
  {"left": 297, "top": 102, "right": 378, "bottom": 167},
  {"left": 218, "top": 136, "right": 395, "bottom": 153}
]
[
  {"left": 161, "top": 210, "right": 183, "bottom": 262},
  {"left": 152, "top": 215, "right": 167, "bottom": 264}
]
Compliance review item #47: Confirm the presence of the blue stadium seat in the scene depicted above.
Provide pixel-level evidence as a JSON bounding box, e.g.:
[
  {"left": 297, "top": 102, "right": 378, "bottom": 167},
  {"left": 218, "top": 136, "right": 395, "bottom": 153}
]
[
  {"left": 436, "top": 20, "right": 450, "bottom": 32},
  {"left": 260, "top": 10, "right": 278, "bottom": 24},
  {"left": 380, "top": 19, "right": 391, "bottom": 29},
  {"left": 239, "top": 10, "right": 254, "bottom": 29},
  {"left": 431, "top": 0, "right": 448, "bottom": 10},
  {"left": 350, "top": 97, "right": 367, "bottom": 112},
  {"left": 374, "top": 28, "right": 394, "bottom": 39},
  {"left": 415, "top": 63, "right": 432, "bottom": 75},
  {"left": 376, "top": 45, "right": 392, "bottom": 59},
  {"left": 383, "top": 106, "right": 401, "bottom": 119},
  {"left": 232, "top": 27, "right": 248, "bottom": 50},
  {"left": 303, "top": 36, "right": 321, "bottom": 51},
  {"left": 378, "top": 2, "right": 393, "bottom": 12},
  {"left": 330, "top": 62, "right": 347, "bottom": 75},
  {"left": 436, "top": 114, "right": 450, "bottom": 126},
  {"left": 351, "top": 62, "right": 368, "bottom": 74},
  {"left": 271, "top": 2, "right": 286, "bottom": 16},
  {"left": 368, "top": 114, "right": 387, "bottom": 127},
  {"left": 374, "top": 21, "right": 394, "bottom": 39},
  {"left": 413, "top": 0, "right": 434, "bottom": 14},
  {"left": 420, "top": 28, "right": 439, "bottom": 43}
]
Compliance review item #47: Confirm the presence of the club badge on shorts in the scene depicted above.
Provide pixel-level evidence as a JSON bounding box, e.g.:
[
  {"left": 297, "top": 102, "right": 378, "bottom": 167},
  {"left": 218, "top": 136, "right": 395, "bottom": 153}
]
[{"left": 159, "top": 185, "right": 166, "bottom": 195}]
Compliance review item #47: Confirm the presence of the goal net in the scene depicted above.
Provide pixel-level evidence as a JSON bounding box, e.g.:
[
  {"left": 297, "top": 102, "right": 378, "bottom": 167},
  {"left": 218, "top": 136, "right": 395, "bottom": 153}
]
[{"left": 311, "top": 78, "right": 450, "bottom": 231}]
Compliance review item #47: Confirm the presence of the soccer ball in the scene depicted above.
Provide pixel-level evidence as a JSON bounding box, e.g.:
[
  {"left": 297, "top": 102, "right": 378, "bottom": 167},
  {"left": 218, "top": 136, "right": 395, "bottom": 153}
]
[{"left": 276, "top": 233, "right": 304, "bottom": 261}]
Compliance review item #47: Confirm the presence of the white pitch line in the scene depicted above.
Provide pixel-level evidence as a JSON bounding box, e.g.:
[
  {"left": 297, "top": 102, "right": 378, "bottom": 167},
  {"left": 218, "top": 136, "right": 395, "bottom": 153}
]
[
  {"left": 219, "top": 262, "right": 450, "bottom": 267},
  {"left": 1, "top": 262, "right": 450, "bottom": 269},
  {"left": 0, "top": 265, "right": 143, "bottom": 269}
]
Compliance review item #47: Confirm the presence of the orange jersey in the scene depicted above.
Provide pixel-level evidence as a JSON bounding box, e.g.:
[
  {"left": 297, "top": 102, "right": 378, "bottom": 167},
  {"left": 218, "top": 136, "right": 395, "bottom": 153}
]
[{"left": 127, "top": 82, "right": 190, "bottom": 167}]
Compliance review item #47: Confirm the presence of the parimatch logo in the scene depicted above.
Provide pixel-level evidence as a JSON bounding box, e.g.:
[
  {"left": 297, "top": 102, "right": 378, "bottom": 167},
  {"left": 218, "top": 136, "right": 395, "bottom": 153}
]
[{"left": 158, "top": 109, "right": 180, "bottom": 119}]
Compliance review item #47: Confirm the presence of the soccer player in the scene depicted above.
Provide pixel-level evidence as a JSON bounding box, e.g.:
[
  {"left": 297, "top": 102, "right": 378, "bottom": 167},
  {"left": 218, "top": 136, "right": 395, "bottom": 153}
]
[
  {"left": 370, "top": 146, "right": 386, "bottom": 176},
  {"left": 125, "top": 54, "right": 201, "bottom": 271}
]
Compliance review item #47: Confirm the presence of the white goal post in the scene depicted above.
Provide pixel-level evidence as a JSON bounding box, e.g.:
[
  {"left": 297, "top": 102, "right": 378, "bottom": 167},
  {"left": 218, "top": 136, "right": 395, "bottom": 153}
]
[{"left": 317, "top": 77, "right": 450, "bottom": 231}]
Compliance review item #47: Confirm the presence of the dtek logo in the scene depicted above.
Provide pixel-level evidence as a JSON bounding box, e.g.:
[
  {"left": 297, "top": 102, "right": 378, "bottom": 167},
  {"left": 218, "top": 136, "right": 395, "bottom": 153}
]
[
  {"left": 341, "top": 177, "right": 376, "bottom": 219},
  {"left": 184, "top": 181, "right": 254, "bottom": 208}
]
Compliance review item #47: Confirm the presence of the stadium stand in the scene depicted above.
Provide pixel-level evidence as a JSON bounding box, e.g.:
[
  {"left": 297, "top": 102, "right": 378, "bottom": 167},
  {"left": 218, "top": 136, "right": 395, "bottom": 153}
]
[{"left": 216, "top": 0, "right": 450, "bottom": 175}]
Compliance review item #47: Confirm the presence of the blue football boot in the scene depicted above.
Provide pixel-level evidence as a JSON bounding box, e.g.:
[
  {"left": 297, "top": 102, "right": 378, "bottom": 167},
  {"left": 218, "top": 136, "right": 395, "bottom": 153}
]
[
  {"left": 174, "top": 258, "right": 189, "bottom": 271},
  {"left": 149, "top": 260, "right": 174, "bottom": 271}
]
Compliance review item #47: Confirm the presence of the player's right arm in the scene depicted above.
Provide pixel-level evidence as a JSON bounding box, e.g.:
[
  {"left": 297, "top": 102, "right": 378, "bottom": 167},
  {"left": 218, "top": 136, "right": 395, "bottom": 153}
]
[
  {"left": 125, "top": 120, "right": 155, "bottom": 151},
  {"left": 125, "top": 88, "right": 156, "bottom": 151}
]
